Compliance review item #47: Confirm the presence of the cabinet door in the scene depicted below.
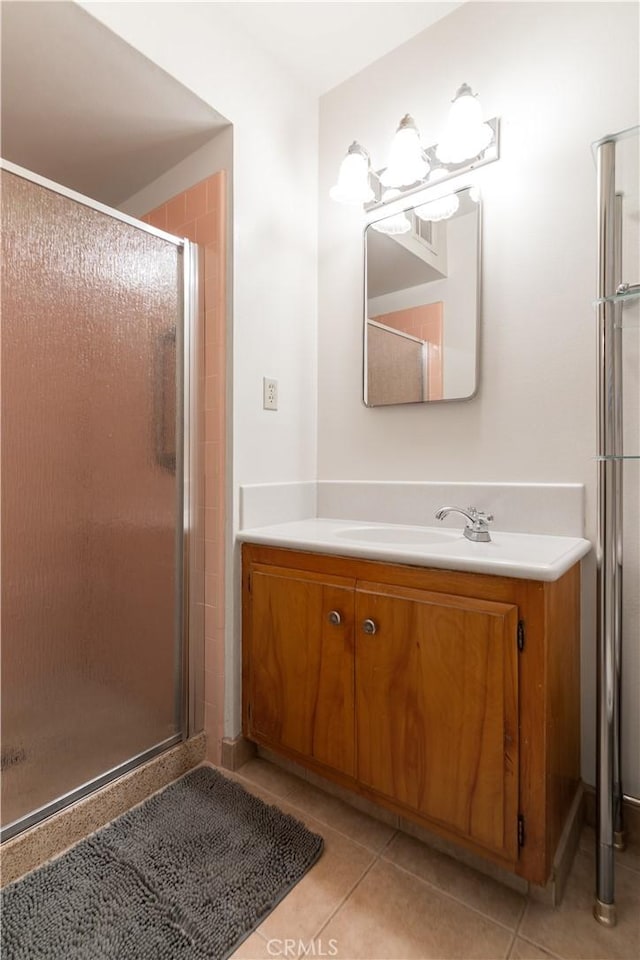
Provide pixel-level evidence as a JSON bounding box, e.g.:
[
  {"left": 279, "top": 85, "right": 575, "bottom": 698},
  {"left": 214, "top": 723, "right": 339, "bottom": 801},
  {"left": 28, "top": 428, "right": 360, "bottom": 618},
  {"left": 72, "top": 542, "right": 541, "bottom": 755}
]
[
  {"left": 356, "top": 582, "right": 519, "bottom": 861},
  {"left": 248, "top": 566, "right": 355, "bottom": 777}
]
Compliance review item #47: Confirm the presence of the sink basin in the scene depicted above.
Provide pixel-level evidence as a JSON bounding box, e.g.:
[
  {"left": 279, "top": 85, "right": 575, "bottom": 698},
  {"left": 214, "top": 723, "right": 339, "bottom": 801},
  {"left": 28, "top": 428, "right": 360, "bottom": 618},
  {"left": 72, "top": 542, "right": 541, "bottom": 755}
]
[
  {"left": 237, "top": 518, "right": 592, "bottom": 581},
  {"left": 334, "top": 526, "right": 459, "bottom": 545}
]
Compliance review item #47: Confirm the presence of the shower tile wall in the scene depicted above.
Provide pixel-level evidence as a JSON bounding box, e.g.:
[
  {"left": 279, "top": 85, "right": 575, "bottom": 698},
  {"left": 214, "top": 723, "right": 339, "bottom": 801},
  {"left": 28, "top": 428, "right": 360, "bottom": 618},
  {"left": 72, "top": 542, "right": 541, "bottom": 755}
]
[
  {"left": 142, "top": 173, "right": 226, "bottom": 763},
  {"left": 370, "top": 303, "right": 443, "bottom": 400}
]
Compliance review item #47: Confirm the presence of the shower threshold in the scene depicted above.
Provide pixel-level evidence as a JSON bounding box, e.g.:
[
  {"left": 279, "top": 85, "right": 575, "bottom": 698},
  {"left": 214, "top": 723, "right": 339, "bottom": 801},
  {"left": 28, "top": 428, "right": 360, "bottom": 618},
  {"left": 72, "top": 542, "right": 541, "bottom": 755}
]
[
  {"left": 0, "top": 733, "right": 206, "bottom": 886},
  {"left": 1, "top": 734, "right": 183, "bottom": 843},
  {"left": 1, "top": 669, "right": 186, "bottom": 843}
]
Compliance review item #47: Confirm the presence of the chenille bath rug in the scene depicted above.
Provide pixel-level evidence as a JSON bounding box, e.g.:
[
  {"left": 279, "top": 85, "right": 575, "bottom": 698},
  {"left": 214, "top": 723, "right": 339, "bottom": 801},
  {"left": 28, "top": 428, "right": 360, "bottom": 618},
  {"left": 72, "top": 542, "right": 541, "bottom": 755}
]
[{"left": 1, "top": 766, "right": 323, "bottom": 959}]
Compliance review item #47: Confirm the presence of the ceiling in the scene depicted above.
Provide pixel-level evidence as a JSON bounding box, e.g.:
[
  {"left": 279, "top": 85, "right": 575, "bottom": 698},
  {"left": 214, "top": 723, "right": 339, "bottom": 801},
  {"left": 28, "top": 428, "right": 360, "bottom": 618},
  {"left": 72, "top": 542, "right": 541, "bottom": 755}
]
[
  {"left": 0, "top": 1, "right": 227, "bottom": 206},
  {"left": 0, "top": 1, "right": 462, "bottom": 206},
  {"left": 218, "top": 2, "right": 463, "bottom": 96}
]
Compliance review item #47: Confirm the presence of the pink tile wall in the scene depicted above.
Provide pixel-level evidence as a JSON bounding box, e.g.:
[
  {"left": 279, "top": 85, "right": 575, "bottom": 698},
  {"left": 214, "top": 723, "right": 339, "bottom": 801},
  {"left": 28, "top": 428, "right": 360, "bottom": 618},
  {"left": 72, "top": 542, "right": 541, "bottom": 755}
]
[
  {"left": 143, "top": 173, "right": 227, "bottom": 763},
  {"left": 371, "top": 302, "right": 444, "bottom": 401}
]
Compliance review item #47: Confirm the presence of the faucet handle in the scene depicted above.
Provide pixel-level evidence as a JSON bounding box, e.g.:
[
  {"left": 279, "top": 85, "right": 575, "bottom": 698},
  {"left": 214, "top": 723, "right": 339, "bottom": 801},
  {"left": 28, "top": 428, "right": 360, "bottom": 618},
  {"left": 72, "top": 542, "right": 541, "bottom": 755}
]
[
  {"left": 468, "top": 507, "right": 493, "bottom": 525},
  {"left": 466, "top": 507, "right": 493, "bottom": 542}
]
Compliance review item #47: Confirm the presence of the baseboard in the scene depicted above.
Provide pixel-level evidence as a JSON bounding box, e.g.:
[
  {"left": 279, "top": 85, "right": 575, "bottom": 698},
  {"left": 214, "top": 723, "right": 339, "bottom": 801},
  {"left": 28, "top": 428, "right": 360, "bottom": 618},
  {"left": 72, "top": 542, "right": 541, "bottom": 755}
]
[
  {"left": 220, "top": 735, "right": 257, "bottom": 771},
  {"left": 0, "top": 733, "right": 206, "bottom": 888},
  {"left": 529, "top": 783, "right": 584, "bottom": 907}
]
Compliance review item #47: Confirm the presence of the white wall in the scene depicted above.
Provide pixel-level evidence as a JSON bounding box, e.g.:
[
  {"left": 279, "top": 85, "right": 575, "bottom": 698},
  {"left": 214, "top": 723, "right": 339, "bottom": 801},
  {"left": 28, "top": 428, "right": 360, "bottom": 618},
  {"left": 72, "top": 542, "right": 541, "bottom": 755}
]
[
  {"left": 118, "top": 126, "right": 233, "bottom": 218},
  {"left": 81, "top": 1, "right": 319, "bottom": 737},
  {"left": 318, "top": 2, "right": 639, "bottom": 793}
]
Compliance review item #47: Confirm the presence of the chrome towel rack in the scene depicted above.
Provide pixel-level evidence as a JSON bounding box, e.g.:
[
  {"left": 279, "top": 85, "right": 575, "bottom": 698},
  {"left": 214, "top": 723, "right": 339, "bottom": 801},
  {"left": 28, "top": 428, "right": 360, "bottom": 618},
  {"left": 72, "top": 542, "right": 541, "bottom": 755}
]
[{"left": 593, "top": 124, "right": 639, "bottom": 927}]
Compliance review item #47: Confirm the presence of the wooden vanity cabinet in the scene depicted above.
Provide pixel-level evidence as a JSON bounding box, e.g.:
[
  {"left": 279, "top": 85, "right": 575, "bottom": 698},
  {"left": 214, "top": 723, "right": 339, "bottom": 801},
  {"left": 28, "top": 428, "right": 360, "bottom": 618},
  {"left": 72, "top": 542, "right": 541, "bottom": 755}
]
[
  {"left": 355, "top": 581, "right": 519, "bottom": 863},
  {"left": 246, "top": 563, "right": 356, "bottom": 778},
  {"left": 242, "top": 543, "right": 581, "bottom": 886}
]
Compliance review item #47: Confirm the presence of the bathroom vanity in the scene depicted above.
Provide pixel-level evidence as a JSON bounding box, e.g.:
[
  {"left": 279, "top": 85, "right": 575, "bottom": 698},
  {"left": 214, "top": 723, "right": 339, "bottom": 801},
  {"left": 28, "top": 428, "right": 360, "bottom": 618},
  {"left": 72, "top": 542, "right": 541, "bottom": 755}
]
[{"left": 240, "top": 520, "right": 590, "bottom": 887}]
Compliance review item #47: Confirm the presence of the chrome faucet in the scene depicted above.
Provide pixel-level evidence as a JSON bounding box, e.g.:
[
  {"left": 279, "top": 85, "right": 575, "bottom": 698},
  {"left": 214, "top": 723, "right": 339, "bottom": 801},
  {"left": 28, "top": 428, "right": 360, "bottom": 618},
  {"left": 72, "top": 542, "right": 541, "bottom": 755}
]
[{"left": 435, "top": 505, "right": 494, "bottom": 542}]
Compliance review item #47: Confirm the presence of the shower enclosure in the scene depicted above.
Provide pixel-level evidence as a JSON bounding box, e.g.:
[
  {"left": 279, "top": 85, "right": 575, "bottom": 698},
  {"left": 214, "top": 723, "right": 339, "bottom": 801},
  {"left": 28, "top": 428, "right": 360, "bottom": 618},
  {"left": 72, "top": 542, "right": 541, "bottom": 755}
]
[{"left": 0, "top": 161, "right": 201, "bottom": 841}]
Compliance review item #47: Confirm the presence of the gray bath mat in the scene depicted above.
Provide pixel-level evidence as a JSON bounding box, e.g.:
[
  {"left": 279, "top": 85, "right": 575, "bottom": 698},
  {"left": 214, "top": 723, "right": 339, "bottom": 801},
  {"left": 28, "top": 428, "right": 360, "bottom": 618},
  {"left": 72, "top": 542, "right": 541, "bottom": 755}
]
[{"left": 1, "top": 766, "right": 323, "bottom": 959}]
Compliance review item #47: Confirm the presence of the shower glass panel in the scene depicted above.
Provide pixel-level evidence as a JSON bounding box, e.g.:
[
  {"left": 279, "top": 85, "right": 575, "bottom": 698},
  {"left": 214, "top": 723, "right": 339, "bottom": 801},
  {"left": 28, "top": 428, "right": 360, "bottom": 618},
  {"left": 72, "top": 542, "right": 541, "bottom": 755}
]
[{"left": 1, "top": 167, "right": 189, "bottom": 838}]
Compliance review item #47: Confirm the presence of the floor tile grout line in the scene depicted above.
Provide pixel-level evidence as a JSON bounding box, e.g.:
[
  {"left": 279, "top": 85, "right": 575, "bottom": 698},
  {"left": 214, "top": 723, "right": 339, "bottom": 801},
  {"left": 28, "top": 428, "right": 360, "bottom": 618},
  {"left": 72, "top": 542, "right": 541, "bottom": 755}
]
[
  {"left": 581, "top": 853, "right": 640, "bottom": 877},
  {"left": 505, "top": 899, "right": 535, "bottom": 960},
  {"left": 249, "top": 781, "right": 379, "bottom": 948},
  {"left": 230, "top": 766, "right": 526, "bottom": 937},
  {"left": 226, "top": 769, "right": 306, "bottom": 807},
  {"left": 231, "top": 758, "right": 580, "bottom": 936},
  {"left": 312, "top": 844, "right": 383, "bottom": 942},
  {"left": 512, "top": 893, "right": 529, "bottom": 940},
  {"left": 378, "top": 829, "right": 400, "bottom": 858},
  {"left": 235, "top": 762, "right": 548, "bottom": 917},
  {"left": 374, "top": 855, "right": 524, "bottom": 936},
  {"left": 230, "top": 764, "right": 587, "bottom": 954},
  {"left": 300, "top": 820, "right": 401, "bottom": 942},
  {"left": 613, "top": 858, "right": 640, "bottom": 877},
  {"left": 255, "top": 844, "right": 377, "bottom": 948},
  {"left": 578, "top": 830, "right": 640, "bottom": 875},
  {"left": 377, "top": 840, "right": 527, "bottom": 900},
  {"left": 505, "top": 928, "right": 518, "bottom": 960},
  {"left": 229, "top": 769, "right": 396, "bottom": 857},
  {"left": 513, "top": 933, "right": 564, "bottom": 959},
  {"left": 266, "top": 776, "right": 402, "bottom": 841}
]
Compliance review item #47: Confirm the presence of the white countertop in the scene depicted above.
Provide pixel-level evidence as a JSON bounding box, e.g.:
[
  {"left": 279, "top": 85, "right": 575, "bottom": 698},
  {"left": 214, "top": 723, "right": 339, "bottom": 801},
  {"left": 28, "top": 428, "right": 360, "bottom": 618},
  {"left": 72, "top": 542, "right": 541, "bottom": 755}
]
[{"left": 237, "top": 518, "right": 591, "bottom": 582}]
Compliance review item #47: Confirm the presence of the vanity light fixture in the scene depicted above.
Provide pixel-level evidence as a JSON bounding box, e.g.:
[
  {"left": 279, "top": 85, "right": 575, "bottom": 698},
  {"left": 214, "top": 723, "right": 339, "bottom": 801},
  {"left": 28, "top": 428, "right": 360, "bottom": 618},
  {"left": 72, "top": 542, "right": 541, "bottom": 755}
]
[
  {"left": 414, "top": 193, "right": 460, "bottom": 222},
  {"left": 380, "top": 114, "right": 429, "bottom": 188},
  {"left": 436, "top": 83, "right": 493, "bottom": 165},
  {"left": 329, "top": 141, "right": 375, "bottom": 204},
  {"left": 330, "top": 84, "right": 498, "bottom": 210}
]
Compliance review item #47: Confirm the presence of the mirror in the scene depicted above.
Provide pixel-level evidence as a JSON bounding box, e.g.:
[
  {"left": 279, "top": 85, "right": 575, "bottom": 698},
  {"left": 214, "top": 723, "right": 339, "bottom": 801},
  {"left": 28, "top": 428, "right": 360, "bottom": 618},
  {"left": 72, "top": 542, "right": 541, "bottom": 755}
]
[{"left": 364, "top": 185, "right": 480, "bottom": 406}]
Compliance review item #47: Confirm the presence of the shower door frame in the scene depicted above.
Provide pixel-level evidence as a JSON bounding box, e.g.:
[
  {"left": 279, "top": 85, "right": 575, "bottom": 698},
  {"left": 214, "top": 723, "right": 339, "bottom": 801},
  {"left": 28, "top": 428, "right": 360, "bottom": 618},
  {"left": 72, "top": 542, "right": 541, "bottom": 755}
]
[{"left": 0, "top": 160, "right": 202, "bottom": 842}]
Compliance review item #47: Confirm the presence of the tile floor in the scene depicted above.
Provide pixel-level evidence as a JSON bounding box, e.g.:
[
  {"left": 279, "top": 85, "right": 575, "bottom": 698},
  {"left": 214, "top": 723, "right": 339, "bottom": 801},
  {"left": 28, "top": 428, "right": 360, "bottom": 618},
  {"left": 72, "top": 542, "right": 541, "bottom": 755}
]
[{"left": 220, "top": 758, "right": 640, "bottom": 960}]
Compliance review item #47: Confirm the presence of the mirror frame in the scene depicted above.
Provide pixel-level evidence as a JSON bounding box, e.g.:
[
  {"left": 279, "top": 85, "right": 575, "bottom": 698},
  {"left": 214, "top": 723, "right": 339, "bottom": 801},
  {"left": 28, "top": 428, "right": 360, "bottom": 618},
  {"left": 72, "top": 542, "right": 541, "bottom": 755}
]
[{"left": 363, "top": 182, "right": 482, "bottom": 407}]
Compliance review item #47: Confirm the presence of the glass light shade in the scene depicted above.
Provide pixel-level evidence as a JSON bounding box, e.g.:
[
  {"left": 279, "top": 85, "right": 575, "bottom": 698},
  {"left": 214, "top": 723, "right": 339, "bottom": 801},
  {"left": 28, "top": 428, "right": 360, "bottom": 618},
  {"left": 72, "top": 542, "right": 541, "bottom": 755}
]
[
  {"left": 371, "top": 189, "right": 412, "bottom": 234},
  {"left": 371, "top": 213, "right": 411, "bottom": 236},
  {"left": 436, "top": 84, "right": 493, "bottom": 165},
  {"left": 380, "top": 115, "right": 429, "bottom": 188},
  {"left": 414, "top": 193, "right": 460, "bottom": 222},
  {"left": 330, "top": 142, "right": 374, "bottom": 204}
]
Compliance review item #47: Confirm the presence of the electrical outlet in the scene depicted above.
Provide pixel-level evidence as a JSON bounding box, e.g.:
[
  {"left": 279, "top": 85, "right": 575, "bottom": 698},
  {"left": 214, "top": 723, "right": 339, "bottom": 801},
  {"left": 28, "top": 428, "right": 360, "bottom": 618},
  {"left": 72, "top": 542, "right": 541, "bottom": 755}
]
[{"left": 263, "top": 377, "right": 278, "bottom": 410}]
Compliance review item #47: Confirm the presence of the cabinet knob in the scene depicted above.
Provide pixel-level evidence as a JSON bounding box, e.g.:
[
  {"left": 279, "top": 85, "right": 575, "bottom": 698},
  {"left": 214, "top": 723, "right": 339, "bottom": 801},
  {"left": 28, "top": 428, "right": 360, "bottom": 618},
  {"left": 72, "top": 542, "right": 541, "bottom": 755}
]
[
  {"left": 328, "top": 610, "right": 342, "bottom": 626},
  {"left": 362, "top": 619, "right": 377, "bottom": 635}
]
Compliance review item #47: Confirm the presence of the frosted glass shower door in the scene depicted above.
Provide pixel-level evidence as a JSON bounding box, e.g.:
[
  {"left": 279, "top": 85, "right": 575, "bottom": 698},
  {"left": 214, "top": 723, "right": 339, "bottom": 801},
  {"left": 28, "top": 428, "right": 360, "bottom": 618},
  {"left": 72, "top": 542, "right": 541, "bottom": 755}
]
[{"left": 1, "top": 168, "right": 187, "bottom": 836}]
